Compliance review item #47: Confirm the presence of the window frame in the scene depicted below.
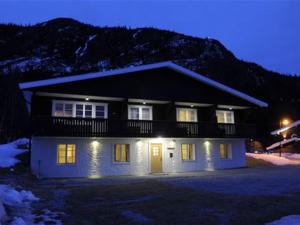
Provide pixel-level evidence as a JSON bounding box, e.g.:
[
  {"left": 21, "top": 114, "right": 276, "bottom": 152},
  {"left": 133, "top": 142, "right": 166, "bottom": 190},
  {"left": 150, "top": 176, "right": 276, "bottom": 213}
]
[
  {"left": 52, "top": 100, "right": 108, "bottom": 119},
  {"left": 113, "top": 144, "right": 130, "bottom": 163},
  {"left": 181, "top": 143, "right": 196, "bottom": 161},
  {"left": 216, "top": 110, "right": 235, "bottom": 124},
  {"left": 56, "top": 144, "right": 76, "bottom": 164},
  {"left": 176, "top": 108, "right": 198, "bottom": 122},
  {"left": 219, "top": 143, "right": 232, "bottom": 160},
  {"left": 128, "top": 105, "right": 153, "bottom": 120}
]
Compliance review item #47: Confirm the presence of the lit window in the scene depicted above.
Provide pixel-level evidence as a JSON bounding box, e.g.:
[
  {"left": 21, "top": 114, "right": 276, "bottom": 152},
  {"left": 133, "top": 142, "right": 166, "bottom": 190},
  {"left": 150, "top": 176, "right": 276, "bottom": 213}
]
[
  {"left": 181, "top": 144, "right": 195, "bottom": 161},
  {"left": 128, "top": 105, "right": 152, "bottom": 120},
  {"left": 219, "top": 143, "right": 232, "bottom": 159},
  {"left": 177, "top": 108, "right": 197, "bottom": 122},
  {"left": 114, "top": 144, "right": 130, "bottom": 162},
  {"left": 57, "top": 144, "right": 76, "bottom": 164},
  {"left": 216, "top": 110, "right": 234, "bottom": 124}
]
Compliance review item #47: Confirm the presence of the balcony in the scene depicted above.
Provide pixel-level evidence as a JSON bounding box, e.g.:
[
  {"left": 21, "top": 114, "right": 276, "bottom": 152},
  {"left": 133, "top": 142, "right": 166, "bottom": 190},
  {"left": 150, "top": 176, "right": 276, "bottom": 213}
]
[{"left": 32, "top": 117, "right": 257, "bottom": 138}]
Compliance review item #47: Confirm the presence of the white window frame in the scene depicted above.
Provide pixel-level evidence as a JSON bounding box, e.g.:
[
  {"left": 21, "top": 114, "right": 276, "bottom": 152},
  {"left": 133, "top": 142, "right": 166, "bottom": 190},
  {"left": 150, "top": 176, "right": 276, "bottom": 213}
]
[
  {"left": 128, "top": 105, "right": 153, "bottom": 120},
  {"left": 216, "top": 110, "right": 235, "bottom": 124},
  {"left": 52, "top": 100, "right": 108, "bottom": 118},
  {"left": 176, "top": 108, "right": 198, "bottom": 122}
]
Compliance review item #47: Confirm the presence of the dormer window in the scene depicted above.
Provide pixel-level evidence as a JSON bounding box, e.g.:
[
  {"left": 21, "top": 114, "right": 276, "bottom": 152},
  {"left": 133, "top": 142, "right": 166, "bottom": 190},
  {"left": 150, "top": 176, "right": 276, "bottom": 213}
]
[
  {"left": 176, "top": 108, "right": 197, "bottom": 122},
  {"left": 216, "top": 110, "right": 234, "bottom": 124}
]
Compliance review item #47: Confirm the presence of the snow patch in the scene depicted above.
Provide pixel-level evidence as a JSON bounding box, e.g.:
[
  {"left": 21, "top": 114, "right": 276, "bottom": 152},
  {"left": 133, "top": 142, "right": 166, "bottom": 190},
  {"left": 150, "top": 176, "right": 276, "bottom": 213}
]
[
  {"left": 0, "top": 139, "right": 29, "bottom": 168},
  {"left": 0, "top": 185, "right": 63, "bottom": 225},
  {"left": 75, "top": 34, "right": 97, "bottom": 58},
  {"left": 98, "top": 59, "right": 110, "bottom": 70},
  {"left": 0, "top": 185, "right": 38, "bottom": 207},
  {"left": 11, "top": 217, "right": 26, "bottom": 225},
  {"left": 266, "top": 215, "right": 300, "bottom": 225},
  {"left": 121, "top": 210, "right": 152, "bottom": 224},
  {"left": 246, "top": 153, "right": 300, "bottom": 166}
]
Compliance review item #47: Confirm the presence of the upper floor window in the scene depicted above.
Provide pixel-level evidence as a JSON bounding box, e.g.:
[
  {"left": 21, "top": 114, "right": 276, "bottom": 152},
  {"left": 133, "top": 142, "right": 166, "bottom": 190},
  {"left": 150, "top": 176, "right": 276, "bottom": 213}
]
[
  {"left": 52, "top": 100, "right": 107, "bottom": 119},
  {"left": 176, "top": 108, "right": 197, "bottom": 122},
  {"left": 216, "top": 110, "right": 234, "bottom": 124},
  {"left": 128, "top": 105, "right": 152, "bottom": 120}
]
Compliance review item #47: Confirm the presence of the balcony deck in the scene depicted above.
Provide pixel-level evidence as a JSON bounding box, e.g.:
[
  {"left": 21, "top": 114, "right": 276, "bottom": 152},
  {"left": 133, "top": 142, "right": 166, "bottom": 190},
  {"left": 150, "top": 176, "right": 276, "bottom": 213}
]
[{"left": 32, "top": 117, "right": 257, "bottom": 138}]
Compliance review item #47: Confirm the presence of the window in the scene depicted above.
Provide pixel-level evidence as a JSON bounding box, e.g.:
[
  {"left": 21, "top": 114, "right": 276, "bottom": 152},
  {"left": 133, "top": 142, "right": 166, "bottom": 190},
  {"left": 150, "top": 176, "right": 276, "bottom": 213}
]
[
  {"left": 54, "top": 102, "right": 73, "bottom": 117},
  {"left": 181, "top": 144, "right": 195, "bottom": 161},
  {"left": 114, "top": 144, "right": 130, "bottom": 162},
  {"left": 216, "top": 110, "right": 234, "bottom": 124},
  {"left": 52, "top": 100, "right": 107, "bottom": 118},
  {"left": 76, "top": 104, "right": 84, "bottom": 117},
  {"left": 219, "top": 143, "right": 232, "bottom": 159},
  {"left": 177, "top": 108, "right": 197, "bottom": 122},
  {"left": 57, "top": 144, "right": 76, "bottom": 164},
  {"left": 95, "top": 105, "right": 105, "bottom": 118},
  {"left": 85, "top": 105, "right": 93, "bottom": 118},
  {"left": 128, "top": 105, "right": 152, "bottom": 120}
]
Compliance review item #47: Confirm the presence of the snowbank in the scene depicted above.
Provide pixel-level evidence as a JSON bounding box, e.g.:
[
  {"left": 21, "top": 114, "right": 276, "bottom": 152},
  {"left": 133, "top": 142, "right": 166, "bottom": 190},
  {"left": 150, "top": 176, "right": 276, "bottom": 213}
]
[
  {"left": 0, "top": 185, "right": 39, "bottom": 206},
  {"left": 0, "top": 185, "right": 38, "bottom": 225},
  {"left": 0, "top": 200, "right": 7, "bottom": 224},
  {"left": 0, "top": 139, "right": 28, "bottom": 168},
  {"left": 246, "top": 153, "right": 300, "bottom": 166},
  {"left": 266, "top": 215, "right": 300, "bottom": 225}
]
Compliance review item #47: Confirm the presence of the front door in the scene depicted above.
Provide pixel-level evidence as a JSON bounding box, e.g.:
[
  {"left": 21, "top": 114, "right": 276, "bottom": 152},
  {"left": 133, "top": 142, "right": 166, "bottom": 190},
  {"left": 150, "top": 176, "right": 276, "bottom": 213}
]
[{"left": 150, "top": 144, "right": 162, "bottom": 173}]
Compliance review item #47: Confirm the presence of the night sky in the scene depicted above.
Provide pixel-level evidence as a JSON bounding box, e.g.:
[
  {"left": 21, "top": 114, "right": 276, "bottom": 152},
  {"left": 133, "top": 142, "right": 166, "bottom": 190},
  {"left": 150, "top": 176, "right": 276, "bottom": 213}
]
[{"left": 0, "top": 0, "right": 299, "bottom": 75}]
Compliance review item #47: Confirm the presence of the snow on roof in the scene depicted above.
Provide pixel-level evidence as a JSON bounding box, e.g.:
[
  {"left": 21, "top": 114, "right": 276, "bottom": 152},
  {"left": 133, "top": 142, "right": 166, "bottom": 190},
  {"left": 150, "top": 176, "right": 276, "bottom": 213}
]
[
  {"left": 19, "top": 61, "right": 268, "bottom": 107},
  {"left": 271, "top": 120, "right": 300, "bottom": 135},
  {"left": 266, "top": 137, "right": 300, "bottom": 150}
]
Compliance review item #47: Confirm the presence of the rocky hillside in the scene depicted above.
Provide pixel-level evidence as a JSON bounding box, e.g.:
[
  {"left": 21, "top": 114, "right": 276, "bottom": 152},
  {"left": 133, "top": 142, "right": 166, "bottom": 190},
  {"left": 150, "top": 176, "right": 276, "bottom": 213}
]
[{"left": 1, "top": 18, "right": 300, "bottom": 104}]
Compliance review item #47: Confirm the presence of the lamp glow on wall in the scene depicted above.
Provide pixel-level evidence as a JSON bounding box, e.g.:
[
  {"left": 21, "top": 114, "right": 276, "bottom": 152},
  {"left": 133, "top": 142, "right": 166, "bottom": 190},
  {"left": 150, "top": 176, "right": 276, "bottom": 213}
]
[
  {"left": 89, "top": 140, "right": 101, "bottom": 178},
  {"left": 204, "top": 141, "right": 214, "bottom": 171},
  {"left": 136, "top": 139, "right": 144, "bottom": 164}
]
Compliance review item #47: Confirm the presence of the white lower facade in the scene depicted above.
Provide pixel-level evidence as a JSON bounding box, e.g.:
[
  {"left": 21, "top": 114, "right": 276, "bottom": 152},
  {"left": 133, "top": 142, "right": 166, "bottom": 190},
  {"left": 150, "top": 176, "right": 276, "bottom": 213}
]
[{"left": 31, "top": 136, "right": 246, "bottom": 178}]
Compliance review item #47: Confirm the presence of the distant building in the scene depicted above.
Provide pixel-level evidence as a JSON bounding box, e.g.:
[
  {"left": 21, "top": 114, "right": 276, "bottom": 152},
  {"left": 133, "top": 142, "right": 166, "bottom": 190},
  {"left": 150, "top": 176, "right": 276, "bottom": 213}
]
[{"left": 267, "top": 121, "right": 300, "bottom": 152}]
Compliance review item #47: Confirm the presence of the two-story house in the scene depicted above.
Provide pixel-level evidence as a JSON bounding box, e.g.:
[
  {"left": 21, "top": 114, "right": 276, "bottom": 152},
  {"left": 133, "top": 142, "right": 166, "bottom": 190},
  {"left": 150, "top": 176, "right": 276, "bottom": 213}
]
[{"left": 19, "top": 61, "right": 268, "bottom": 178}]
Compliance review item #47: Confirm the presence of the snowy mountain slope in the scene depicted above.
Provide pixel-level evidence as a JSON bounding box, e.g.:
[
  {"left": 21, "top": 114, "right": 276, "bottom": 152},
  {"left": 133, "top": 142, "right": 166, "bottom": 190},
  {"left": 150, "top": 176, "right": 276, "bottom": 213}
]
[{"left": 1, "top": 18, "right": 300, "bottom": 104}]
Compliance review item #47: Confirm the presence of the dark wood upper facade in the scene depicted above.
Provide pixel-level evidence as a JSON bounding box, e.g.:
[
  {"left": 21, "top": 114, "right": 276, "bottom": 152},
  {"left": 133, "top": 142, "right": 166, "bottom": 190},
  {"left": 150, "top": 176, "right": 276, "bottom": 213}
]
[{"left": 23, "top": 65, "right": 265, "bottom": 138}]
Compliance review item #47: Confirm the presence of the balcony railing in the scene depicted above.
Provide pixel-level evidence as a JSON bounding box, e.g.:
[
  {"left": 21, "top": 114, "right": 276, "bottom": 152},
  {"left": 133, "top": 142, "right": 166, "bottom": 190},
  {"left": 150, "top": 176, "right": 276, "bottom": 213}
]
[{"left": 32, "top": 117, "right": 257, "bottom": 138}]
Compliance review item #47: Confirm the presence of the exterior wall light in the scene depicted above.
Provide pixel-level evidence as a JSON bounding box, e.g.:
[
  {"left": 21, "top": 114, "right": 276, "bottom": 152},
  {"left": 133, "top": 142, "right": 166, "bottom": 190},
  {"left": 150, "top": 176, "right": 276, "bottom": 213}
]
[
  {"left": 136, "top": 140, "right": 143, "bottom": 148},
  {"left": 85, "top": 97, "right": 90, "bottom": 101}
]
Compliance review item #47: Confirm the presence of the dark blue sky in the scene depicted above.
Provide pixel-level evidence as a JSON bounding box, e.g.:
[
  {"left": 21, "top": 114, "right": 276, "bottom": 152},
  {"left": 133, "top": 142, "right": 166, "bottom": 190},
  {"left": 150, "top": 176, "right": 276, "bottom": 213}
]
[{"left": 1, "top": 0, "right": 299, "bottom": 75}]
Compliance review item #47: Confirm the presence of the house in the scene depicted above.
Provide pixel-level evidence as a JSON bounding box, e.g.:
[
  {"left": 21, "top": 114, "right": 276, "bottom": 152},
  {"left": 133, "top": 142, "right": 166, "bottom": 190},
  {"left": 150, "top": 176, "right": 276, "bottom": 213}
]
[
  {"left": 19, "top": 61, "right": 268, "bottom": 178},
  {"left": 267, "top": 120, "right": 300, "bottom": 152}
]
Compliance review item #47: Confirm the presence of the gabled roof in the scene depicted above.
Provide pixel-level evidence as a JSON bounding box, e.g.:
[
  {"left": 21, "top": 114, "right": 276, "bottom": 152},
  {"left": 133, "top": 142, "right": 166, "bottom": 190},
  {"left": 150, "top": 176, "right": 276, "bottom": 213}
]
[
  {"left": 19, "top": 61, "right": 268, "bottom": 107},
  {"left": 271, "top": 120, "right": 300, "bottom": 135}
]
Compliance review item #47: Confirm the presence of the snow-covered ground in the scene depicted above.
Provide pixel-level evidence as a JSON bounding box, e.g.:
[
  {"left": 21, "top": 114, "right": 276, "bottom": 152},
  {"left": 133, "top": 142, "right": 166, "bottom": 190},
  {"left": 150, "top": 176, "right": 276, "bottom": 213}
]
[
  {"left": 0, "top": 139, "right": 28, "bottom": 168},
  {"left": 0, "top": 139, "right": 63, "bottom": 225},
  {"left": 246, "top": 153, "right": 300, "bottom": 166},
  {"left": 266, "top": 215, "right": 300, "bottom": 225}
]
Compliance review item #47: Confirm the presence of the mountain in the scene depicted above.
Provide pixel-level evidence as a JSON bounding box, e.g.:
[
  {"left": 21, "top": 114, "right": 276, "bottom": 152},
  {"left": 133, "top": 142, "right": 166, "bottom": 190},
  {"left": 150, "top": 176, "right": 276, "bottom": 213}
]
[
  {"left": 0, "top": 18, "right": 300, "bottom": 143},
  {"left": 1, "top": 18, "right": 300, "bottom": 104}
]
